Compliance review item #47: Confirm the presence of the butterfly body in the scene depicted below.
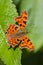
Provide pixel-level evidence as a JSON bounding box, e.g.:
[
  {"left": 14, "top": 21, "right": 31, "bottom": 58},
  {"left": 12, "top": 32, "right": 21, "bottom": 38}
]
[{"left": 6, "top": 11, "right": 34, "bottom": 51}]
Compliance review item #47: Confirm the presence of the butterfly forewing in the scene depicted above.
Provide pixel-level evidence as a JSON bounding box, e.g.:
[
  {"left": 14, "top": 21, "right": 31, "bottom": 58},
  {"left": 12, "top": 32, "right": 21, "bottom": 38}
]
[{"left": 15, "top": 11, "right": 28, "bottom": 30}]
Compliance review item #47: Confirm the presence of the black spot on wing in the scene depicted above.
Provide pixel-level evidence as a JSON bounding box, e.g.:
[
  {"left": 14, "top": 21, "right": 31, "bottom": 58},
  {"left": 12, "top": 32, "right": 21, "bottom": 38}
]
[
  {"left": 20, "top": 24, "right": 22, "bottom": 26},
  {"left": 17, "top": 39, "right": 20, "bottom": 41},
  {"left": 27, "top": 39, "right": 30, "bottom": 42},
  {"left": 23, "top": 16, "right": 27, "bottom": 19},
  {"left": 23, "top": 21, "right": 26, "bottom": 24},
  {"left": 15, "top": 26, "right": 18, "bottom": 30},
  {"left": 29, "top": 42, "right": 32, "bottom": 45}
]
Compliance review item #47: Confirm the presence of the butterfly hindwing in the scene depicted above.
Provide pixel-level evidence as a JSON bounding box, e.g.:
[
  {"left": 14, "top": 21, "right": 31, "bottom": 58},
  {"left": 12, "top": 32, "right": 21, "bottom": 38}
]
[
  {"left": 19, "top": 36, "right": 34, "bottom": 51},
  {"left": 8, "top": 37, "right": 20, "bottom": 48}
]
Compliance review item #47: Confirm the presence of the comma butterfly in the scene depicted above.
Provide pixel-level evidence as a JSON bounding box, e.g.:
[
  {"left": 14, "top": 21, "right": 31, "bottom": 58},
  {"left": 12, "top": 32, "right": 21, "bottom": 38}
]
[{"left": 6, "top": 11, "right": 34, "bottom": 51}]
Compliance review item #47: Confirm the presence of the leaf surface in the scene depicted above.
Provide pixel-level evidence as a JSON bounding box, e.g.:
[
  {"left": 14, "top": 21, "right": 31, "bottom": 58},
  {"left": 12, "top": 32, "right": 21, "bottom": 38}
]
[{"left": 0, "top": 0, "right": 22, "bottom": 65}]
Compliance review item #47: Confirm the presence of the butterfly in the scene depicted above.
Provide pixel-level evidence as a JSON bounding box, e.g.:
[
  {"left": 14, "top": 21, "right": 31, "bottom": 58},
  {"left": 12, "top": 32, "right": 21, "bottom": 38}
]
[{"left": 6, "top": 11, "right": 34, "bottom": 51}]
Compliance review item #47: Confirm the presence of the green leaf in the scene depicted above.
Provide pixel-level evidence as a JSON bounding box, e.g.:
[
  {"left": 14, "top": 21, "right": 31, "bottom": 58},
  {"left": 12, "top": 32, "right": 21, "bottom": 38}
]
[
  {"left": 0, "top": 0, "right": 22, "bottom": 65},
  {"left": 26, "top": 0, "right": 43, "bottom": 52},
  {"left": 0, "top": 0, "right": 18, "bottom": 31}
]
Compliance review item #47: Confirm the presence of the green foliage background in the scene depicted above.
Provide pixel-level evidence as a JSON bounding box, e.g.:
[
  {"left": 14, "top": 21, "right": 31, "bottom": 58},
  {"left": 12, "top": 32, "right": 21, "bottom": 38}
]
[{"left": 0, "top": 0, "right": 43, "bottom": 65}]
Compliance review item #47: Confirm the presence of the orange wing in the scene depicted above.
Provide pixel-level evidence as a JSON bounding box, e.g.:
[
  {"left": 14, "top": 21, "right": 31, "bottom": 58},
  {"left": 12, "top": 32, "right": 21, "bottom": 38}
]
[
  {"left": 19, "top": 36, "right": 34, "bottom": 51},
  {"left": 6, "top": 11, "right": 34, "bottom": 51},
  {"left": 7, "top": 37, "right": 20, "bottom": 48},
  {"left": 6, "top": 24, "right": 21, "bottom": 47},
  {"left": 6, "top": 24, "right": 19, "bottom": 36},
  {"left": 15, "top": 11, "right": 28, "bottom": 29}
]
